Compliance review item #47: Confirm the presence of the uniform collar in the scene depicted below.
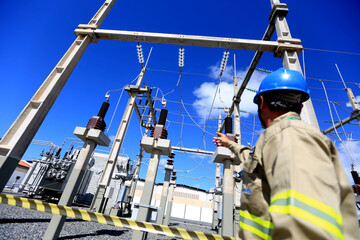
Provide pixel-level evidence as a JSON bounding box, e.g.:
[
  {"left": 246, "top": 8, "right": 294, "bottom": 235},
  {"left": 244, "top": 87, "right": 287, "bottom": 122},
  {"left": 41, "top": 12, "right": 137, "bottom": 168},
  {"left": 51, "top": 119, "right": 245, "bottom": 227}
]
[{"left": 271, "top": 111, "right": 301, "bottom": 127}]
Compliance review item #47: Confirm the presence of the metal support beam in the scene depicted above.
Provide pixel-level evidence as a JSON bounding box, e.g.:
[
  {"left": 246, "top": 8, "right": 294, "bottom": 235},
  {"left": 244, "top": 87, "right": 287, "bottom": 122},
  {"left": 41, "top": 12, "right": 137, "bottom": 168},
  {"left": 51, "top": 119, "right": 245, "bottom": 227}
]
[
  {"left": 145, "top": 91, "right": 157, "bottom": 125},
  {"left": 220, "top": 24, "right": 276, "bottom": 131},
  {"left": 271, "top": 0, "right": 319, "bottom": 129},
  {"left": 127, "top": 114, "right": 153, "bottom": 207},
  {"left": 74, "top": 29, "right": 302, "bottom": 53},
  {"left": 323, "top": 109, "right": 360, "bottom": 135},
  {"left": 90, "top": 68, "right": 146, "bottom": 213},
  {"left": 171, "top": 146, "right": 214, "bottom": 155},
  {"left": 0, "top": 0, "right": 117, "bottom": 192}
]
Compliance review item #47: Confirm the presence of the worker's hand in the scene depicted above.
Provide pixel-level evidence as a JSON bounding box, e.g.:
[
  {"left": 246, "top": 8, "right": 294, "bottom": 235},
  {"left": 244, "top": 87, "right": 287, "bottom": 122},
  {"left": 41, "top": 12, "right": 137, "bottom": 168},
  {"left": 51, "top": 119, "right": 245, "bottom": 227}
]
[{"left": 212, "top": 132, "right": 230, "bottom": 148}]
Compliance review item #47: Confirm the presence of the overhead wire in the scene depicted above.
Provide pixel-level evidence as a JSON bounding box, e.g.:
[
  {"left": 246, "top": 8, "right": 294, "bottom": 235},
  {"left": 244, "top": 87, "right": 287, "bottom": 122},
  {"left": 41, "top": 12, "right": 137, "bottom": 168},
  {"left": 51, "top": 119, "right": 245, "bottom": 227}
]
[
  {"left": 303, "top": 47, "right": 360, "bottom": 56},
  {"left": 199, "top": 50, "right": 230, "bottom": 149},
  {"left": 106, "top": 87, "right": 125, "bottom": 134},
  {"left": 331, "top": 102, "right": 349, "bottom": 140},
  {"left": 320, "top": 79, "right": 358, "bottom": 169}
]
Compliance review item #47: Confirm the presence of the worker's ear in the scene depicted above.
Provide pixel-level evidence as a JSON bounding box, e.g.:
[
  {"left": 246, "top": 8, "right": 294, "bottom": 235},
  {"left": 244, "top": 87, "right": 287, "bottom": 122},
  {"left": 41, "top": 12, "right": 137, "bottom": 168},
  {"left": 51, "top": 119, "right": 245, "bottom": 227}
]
[{"left": 259, "top": 95, "right": 266, "bottom": 111}]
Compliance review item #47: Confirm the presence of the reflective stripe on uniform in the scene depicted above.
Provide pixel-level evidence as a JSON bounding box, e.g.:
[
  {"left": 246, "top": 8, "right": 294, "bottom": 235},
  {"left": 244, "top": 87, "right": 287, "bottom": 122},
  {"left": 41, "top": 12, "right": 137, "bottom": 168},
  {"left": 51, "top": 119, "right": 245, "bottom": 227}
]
[
  {"left": 269, "top": 189, "right": 344, "bottom": 240},
  {"left": 239, "top": 210, "right": 274, "bottom": 240}
]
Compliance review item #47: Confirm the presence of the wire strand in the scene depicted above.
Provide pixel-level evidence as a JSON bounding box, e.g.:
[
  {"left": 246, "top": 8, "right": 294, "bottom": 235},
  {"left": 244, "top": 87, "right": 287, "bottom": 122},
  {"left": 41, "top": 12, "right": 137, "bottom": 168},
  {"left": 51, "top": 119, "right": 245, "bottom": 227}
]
[
  {"left": 106, "top": 88, "right": 125, "bottom": 134},
  {"left": 303, "top": 47, "right": 360, "bottom": 56},
  {"left": 320, "top": 80, "right": 356, "bottom": 167}
]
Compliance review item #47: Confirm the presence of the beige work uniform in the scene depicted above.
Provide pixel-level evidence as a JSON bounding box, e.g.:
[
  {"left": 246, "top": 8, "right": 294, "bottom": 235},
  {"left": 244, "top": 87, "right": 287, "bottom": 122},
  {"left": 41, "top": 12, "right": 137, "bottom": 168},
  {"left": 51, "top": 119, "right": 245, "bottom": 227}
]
[{"left": 228, "top": 112, "right": 358, "bottom": 240}]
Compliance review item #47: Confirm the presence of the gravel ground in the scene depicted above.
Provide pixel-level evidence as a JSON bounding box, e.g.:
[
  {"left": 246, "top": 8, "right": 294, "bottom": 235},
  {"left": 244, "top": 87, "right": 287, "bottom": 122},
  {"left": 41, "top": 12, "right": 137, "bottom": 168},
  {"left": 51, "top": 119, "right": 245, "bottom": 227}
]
[{"left": 0, "top": 203, "right": 217, "bottom": 240}]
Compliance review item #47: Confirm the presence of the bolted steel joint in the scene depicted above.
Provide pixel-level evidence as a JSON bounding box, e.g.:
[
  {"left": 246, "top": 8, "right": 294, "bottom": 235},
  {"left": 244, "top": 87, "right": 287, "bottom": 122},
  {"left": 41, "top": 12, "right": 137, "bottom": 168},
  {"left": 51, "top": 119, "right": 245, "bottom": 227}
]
[{"left": 269, "top": 3, "right": 289, "bottom": 23}]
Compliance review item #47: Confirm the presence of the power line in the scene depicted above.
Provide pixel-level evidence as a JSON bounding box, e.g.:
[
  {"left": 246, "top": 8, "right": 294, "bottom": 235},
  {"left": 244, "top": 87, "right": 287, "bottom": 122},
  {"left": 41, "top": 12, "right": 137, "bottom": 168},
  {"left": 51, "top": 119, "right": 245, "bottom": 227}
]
[
  {"left": 303, "top": 47, "right": 360, "bottom": 56},
  {"left": 307, "top": 77, "right": 359, "bottom": 86}
]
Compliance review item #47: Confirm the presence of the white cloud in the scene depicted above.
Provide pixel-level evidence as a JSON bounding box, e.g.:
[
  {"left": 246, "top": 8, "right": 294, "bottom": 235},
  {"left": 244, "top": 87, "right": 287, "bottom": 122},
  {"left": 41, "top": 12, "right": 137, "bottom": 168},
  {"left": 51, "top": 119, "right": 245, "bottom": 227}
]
[
  {"left": 346, "top": 95, "right": 360, "bottom": 108},
  {"left": 159, "top": 157, "right": 167, "bottom": 167},
  {"left": 192, "top": 65, "right": 267, "bottom": 119},
  {"left": 336, "top": 140, "right": 360, "bottom": 184},
  {"left": 109, "top": 135, "right": 116, "bottom": 142}
]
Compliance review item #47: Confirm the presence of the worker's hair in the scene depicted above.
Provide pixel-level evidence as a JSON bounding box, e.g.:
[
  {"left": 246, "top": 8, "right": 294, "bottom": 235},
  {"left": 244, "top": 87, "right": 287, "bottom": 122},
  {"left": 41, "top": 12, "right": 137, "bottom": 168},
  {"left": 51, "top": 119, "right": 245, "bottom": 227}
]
[{"left": 260, "top": 90, "right": 303, "bottom": 114}]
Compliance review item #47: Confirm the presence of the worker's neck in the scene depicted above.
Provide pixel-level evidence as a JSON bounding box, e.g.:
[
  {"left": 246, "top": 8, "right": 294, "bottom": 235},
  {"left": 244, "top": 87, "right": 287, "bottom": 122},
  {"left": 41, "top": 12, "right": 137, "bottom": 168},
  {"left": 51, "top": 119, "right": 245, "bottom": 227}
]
[{"left": 264, "top": 110, "right": 284, "bottom": 128}]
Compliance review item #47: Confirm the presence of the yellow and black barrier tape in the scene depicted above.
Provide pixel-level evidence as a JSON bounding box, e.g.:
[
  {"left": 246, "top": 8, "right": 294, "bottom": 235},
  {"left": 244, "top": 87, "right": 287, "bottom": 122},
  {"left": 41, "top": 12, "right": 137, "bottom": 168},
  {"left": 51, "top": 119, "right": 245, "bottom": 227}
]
[{"left": 0, "top": 194, "right": 234, "bottom": 240}]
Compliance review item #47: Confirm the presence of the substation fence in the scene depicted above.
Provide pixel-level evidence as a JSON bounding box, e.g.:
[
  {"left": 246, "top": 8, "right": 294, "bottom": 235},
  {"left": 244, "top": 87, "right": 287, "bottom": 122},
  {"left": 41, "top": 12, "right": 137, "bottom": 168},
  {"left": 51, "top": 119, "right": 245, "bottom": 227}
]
[{"left": 0, "top": 193, "right": 234, "bottom": 240}]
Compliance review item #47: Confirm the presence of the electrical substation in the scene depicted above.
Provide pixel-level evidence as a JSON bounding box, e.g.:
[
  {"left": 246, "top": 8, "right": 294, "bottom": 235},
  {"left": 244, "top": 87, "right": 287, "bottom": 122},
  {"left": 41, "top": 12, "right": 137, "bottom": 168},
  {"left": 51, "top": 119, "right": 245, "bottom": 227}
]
[{"left": 1, "top": 0, "right": 360, "bottom": 239}]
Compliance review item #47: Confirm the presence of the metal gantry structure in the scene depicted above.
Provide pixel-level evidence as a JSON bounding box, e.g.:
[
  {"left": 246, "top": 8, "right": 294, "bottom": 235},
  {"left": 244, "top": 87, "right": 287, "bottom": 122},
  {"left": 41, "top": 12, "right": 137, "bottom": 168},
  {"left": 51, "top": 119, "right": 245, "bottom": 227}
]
[{"left": 0, "top": 0, "right": 322, "bottom": 239}]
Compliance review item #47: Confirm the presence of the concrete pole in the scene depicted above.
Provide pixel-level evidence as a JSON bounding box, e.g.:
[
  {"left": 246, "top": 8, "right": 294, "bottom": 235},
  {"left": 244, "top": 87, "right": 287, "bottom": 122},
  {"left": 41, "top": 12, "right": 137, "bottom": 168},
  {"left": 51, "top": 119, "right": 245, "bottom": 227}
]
[
  {"left": 270, "top": 0, "right": 319, "bottom": 129},
  {"left": 222, "top": 159, "right": 234, "bottom": 237},
  {"left": 43, "top": 104, "right": 110, "bottom": 240},
  {"left": 156, "top": 159, "right": 173, "bottom": 224},
  {"left": 212, "top": 163, "right": 221, "bottom": 230},
  {"left": 163, "top": 174, "right": 177, "bottom": 226},
  {"left": 233, "top": 65, "right": 242, "bottom": 234},
  {"left": 132, "top": 109, "right": 171, "bottom": 240},
  {"left": 91, "top": 69, "right": 147, "bottom": 213},
  {"left": 212, "top": 115, "right": 222, "bottom": 230},
  {"left": 132, "top": 150, "right": 161, "bottom": 240},
  {"left": 0, "top": 0, "right": 117, "bottom": 192},
  {"left": 213, "top": 117, "right": 239, "bottom": 237}
]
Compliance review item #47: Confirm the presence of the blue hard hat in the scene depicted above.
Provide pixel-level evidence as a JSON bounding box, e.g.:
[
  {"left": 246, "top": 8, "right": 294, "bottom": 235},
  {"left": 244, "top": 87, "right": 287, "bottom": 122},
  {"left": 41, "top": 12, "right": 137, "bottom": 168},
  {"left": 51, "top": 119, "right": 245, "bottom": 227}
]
[{"left": 253, "top": 68, "right": 310, "bottom": 104}]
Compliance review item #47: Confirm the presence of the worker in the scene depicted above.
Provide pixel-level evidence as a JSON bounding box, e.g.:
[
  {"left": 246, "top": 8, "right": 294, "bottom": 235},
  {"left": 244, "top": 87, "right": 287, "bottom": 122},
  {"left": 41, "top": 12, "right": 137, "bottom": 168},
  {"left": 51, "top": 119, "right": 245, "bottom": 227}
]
[{"left": 213, "top": 68, "right": 359, "bottom": 240}]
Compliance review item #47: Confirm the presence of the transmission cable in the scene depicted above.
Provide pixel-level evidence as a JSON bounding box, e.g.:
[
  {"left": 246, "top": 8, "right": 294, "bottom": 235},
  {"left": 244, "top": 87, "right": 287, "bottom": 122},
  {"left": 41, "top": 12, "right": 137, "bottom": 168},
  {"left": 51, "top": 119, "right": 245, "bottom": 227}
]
[
  {"left": 199, "top": 50, "right": 230, "bottom": 149},
  {"left": 320, "top": 79, "right": 358, "bottom": 169}
]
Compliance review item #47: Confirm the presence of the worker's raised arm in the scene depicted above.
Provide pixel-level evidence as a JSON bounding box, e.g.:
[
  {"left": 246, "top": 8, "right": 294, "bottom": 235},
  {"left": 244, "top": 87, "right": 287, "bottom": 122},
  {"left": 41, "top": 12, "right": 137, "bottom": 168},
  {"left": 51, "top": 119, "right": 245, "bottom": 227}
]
[{"left": 213, "top": 132, "right": 251, "bottom": 162}]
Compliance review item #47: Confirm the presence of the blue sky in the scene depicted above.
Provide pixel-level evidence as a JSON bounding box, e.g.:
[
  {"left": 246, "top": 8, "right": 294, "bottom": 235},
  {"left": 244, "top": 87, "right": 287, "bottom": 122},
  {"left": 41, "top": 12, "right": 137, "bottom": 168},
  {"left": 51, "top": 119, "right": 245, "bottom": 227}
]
[{"left": 1, "top": 0, "right": 360, "bottom": 191}]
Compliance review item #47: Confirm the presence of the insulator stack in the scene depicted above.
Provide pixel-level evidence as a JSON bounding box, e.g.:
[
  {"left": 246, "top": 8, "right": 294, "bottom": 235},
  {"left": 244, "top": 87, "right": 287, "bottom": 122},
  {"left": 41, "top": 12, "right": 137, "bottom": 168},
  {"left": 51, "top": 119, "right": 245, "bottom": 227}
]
[
  {"left": 178, "top": 47, "right": 184, "bottom": 68},
  {"left": 224, "top": 116, "right": 237, "bottom": 142},
  {"left": 225, "top": 117, "right": 233, "bottom": 134},
  {"left": 158, "top": 109, "right": 168, "bottom": 126},
  {"left": 137, "top": 44, "right": 144, "bottom": 64},
  {"left": 220, "top": 51, "right": 229, "bottom": 72},
  {"left": 150, "top": 127, "right": 168, "bottom": 139},
  {"left": 97, "top": 101, "right": 110, "bottom": 119},
  {"left": 171, "top": 171, "right": 177, "bottom": 181},
  {"left": 86, "top": 101, "right": 110, "bottom": 131},
  {"left": 87, "top": 116, "right": 106, "bottom": 131}
]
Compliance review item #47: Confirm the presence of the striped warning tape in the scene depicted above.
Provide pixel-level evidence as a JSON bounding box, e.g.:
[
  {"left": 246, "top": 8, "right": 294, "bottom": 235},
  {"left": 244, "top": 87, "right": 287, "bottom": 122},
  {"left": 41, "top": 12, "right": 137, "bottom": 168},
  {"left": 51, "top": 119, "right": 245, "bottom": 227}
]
[{"left": 0, "top": 193, "right": 234, "bottom": 240}]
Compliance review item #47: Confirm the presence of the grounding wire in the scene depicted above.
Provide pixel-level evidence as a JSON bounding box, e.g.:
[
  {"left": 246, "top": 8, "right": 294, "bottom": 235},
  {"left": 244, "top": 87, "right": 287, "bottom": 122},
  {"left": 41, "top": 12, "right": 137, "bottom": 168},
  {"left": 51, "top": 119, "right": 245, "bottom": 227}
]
[
  {"left": 106, "top": 87, "right": 125, "bottom": 135},
  {"left": 320, "top": 79, "right": 357, "bottom": 167},
  {"left": 303, "top": 47, "right": 360, "bottom": 56},
  {"left": 240, "top": 121, "right": 260, "bottom": 137},
  {"left": 199, "top": 50, "right": 230, "bottom": 148},
  {"left": 331, "top": 102, "right": 349, "bottom": 140},
  {"left": 176, "top": 174, "right": 215, "bottom": 180},
  {"left": 105, "top": 71, "right": 142, "bottom": 135},
  {"left": 335, "top": 64, "right": 348, "bottom": 89},
  {"left": 183, "top": 152, "right": 215, "bottom": 172}
]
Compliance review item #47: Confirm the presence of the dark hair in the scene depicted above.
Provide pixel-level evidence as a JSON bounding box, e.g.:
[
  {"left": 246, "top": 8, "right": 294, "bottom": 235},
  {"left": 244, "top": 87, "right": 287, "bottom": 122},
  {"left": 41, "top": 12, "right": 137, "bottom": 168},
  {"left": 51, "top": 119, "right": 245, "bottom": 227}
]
[{"left": 260, "top": 90, "right": 303, "bottom": 114}]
